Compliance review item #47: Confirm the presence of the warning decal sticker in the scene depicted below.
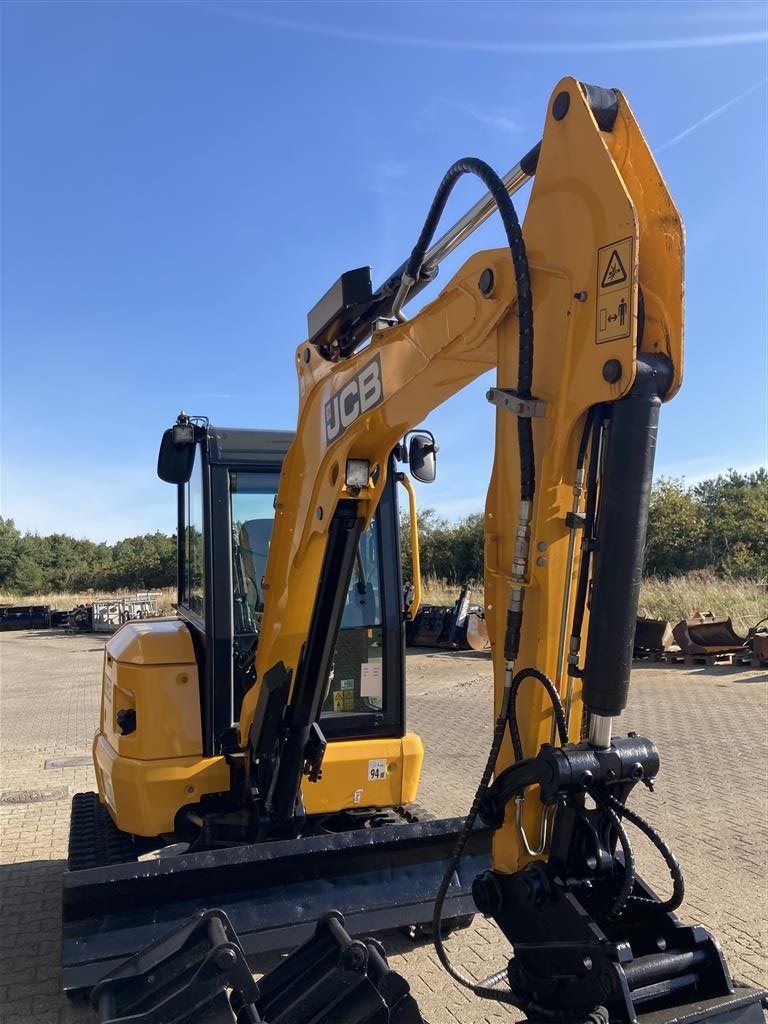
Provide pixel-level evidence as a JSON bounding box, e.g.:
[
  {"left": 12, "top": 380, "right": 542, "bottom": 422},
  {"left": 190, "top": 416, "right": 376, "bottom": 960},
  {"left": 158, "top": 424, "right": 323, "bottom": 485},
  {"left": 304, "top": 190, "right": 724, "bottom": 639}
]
[
  {"left": 332, "top": 690, "right": 355, "bottom": 711},
  {"left": 600, "top": 248, "right": 628, "bottom": 288},
  {"left": 596, "top": 237, "right": 633, "bottom": 345}
]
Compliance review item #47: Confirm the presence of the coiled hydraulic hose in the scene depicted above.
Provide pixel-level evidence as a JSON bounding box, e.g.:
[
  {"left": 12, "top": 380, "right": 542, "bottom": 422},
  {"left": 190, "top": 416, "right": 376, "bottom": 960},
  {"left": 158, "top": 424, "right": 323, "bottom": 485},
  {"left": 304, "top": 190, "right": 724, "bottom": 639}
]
[
  {"left": 508, "top": 667, "right": 569, "bottom": 763},
  {"left": 399, "top": 156, "right": 535, "bottom": 1006},
  {"left": 431, "top": 668, "right": 569, "bottom": 1004},
  {"left": 401, "top": 157, "right": 535, "bottom": 503},
  {"left": 603, "top": 791, "right": 685, "bottom": 914}
]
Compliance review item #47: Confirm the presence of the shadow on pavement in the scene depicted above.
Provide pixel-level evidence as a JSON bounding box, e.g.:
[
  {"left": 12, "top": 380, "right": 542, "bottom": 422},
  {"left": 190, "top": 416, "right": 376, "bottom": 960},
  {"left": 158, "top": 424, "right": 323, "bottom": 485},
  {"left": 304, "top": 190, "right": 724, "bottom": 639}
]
[
  {"left": 630, "top": 661, "right": 767, "bottom": 684},
  {"left": 406, "top": 647, "right": 491, "bottom": 662}
]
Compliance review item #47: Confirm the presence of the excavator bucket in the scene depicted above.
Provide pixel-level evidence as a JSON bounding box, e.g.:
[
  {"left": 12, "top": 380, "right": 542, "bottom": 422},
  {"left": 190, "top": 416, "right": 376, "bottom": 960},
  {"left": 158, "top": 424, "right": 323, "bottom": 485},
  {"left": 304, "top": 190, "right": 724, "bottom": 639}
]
[
  {"left": 673, "top": 613, "right": 746, "bottom": 654},
  {"left": 91, "top": 909, "right": 424, "bottom": 1024},
  {"left": 62, "top": 815, "right": 490, "bottom": 993},
  {"left": 633, "top": 615, "right": 673, "bottom": 655},
  {"left": 465, "top": 611, "right": 490, "bottom": 652}
]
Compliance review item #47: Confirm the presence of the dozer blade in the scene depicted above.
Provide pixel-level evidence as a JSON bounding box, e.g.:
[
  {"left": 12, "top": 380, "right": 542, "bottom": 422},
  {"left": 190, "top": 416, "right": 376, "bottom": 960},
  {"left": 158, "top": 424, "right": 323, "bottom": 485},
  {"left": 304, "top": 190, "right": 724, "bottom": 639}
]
[{"left": 62, "top": 815, "right": 489, "bottom": 993}]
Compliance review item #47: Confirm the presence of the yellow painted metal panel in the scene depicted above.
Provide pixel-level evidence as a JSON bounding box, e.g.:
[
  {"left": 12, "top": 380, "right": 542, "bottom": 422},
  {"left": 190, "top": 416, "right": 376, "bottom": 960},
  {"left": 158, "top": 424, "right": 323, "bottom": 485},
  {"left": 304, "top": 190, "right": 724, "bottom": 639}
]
[
  {"left": 102, "top": 620, "right": 201, "bottom": 760},
  {"left": 93, "top": 735, "right": 229, "bottom": 836},
  {"left": 94, "top": 731, "right": 424, "bottom": 835},
  {"left": 302, "top": 733, "right": 424, "bottom": 813}
]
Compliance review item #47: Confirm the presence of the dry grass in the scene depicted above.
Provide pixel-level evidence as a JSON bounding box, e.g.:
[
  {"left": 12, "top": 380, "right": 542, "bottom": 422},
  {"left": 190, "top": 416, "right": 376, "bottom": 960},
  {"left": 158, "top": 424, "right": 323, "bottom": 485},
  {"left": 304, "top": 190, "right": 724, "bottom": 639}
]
[
  {"left": 420, "top": 573, "right": 766, "bottom": 635},
  {"left": 638, "top": 573, "right": 766, "bottom": 635},
  {"left": 420, "top": 577, "right": 475, "bottom": 606},
  {"left": 4, "top": 576, "right": 765, "bottom": 636},
  {"left": 0, "top": 587, "right": 177, "bottom": 616}
]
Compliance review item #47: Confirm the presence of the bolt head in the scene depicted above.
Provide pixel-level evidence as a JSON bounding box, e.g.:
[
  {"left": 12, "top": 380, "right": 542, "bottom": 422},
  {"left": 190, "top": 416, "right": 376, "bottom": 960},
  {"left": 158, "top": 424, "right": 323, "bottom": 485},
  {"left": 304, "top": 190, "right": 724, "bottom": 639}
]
[
  {"left": 602, "top": 359, "right": 622, "bottom": 383},
  {"left": 552, "top": 91, "right": 570, "bottom": 120},
  {"left": 478, "top": 268, "right": 495, "bottom": 297},
  {"left": 214, "top": 946, "right": 237, "bottom": 970}
]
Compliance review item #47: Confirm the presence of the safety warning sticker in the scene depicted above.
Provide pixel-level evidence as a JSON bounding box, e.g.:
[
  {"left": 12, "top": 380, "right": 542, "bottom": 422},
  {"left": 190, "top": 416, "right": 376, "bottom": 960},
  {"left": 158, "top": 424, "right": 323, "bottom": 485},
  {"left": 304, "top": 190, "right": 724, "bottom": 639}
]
[
  {"left": 368, "top": 758, "right": 387, "bottom": 781},
  {"left": 596, "top": 237, "right": 633, "bottom": 344},
  {"left": 332, "top": 690, "right": 355, "bottom": 711}
]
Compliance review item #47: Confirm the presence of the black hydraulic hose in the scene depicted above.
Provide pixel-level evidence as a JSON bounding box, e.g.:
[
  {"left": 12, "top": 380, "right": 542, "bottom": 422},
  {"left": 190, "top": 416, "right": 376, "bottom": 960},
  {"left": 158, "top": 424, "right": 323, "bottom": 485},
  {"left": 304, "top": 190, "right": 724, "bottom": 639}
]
[
  {"left": 402, "top": 157, "right": 535, "bottom": 502},
  {"left": 431, "top": 668, "right": 567, "bottom": 1004},
  {"left": 412, "top": 157, "right": 533, "bottom": 1007},
  {"left": 508, "top": 668, "right": 569, "bottom": 762},
  {"left": 593, "top": 786, "right": 636, "bottom": 918},
  {"left": 576, "top": 406, "right": 597, "bottom": 469},
  {"left": 431, "top": 688, "right": 523, "bottom": 1006},
  {"left": 570, "top": 409, "right": 606, "bottom": 658},
  {"left": 604, "top": 792, "right": 685, "bottom": 913}
]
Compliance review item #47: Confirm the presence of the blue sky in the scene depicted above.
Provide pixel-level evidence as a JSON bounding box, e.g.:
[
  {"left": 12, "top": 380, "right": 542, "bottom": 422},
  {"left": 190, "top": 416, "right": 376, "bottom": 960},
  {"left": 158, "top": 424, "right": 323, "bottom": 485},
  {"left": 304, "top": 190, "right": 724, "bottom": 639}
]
[{"left": 1, "top": 0, "right": 766, "bottom": 542}]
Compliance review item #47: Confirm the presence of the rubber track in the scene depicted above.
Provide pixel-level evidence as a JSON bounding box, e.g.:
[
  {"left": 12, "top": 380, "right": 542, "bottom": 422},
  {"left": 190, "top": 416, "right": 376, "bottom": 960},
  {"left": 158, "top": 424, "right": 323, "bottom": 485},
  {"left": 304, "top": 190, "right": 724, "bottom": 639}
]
[
  {"left": 67, "top": 795, "right": 438, "bottom": 870},
  {"left": 67, "top": 791, "right": 138, "bottom": 871}
]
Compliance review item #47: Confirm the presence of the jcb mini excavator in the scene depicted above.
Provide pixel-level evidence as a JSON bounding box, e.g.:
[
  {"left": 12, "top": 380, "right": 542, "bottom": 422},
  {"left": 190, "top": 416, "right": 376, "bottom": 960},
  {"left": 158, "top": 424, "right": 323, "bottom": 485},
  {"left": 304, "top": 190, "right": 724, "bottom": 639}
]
[
  {"left": 64, "top": 422, "right": 480, "bottom": 986},
  {"left": 64, "top": 78, "right": 767, "bottom": 1024}
]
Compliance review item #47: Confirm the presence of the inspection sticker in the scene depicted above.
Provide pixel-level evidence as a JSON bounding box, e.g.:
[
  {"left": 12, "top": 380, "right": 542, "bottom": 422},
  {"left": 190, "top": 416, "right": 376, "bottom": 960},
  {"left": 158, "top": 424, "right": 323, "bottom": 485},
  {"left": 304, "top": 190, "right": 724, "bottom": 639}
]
[
  {"left": 360, "top": 662, "right": 383, "bottom": 699},
  {"left": 596, "top": 237, "right": 633, "bottom": 344},
  {"left": 368, "top": 759, "right": 387, "bottom": 781}
]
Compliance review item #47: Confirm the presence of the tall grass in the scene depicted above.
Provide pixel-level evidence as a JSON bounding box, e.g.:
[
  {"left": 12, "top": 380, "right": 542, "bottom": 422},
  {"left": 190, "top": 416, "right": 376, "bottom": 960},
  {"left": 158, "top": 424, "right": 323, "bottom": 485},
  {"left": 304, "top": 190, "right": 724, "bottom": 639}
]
[
  {"left": 3, "top": 576, "right": 765, "bottom": 637},
  {"left": 638, "top": 573, "right": 766, "bottom": 634},
  {"left": 420, "top": 573, "right": 766, "bottom": 635},
  {"left": 0, "top": 587, "right": 177, "bottom": 616}
]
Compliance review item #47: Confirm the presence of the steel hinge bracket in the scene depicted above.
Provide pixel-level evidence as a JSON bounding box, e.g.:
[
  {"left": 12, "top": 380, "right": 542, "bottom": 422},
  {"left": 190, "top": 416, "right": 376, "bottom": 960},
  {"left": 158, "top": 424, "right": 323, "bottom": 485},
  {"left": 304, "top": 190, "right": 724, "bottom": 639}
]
[{"left": 486, "top": 387, "right": 547, "bottom": 418}]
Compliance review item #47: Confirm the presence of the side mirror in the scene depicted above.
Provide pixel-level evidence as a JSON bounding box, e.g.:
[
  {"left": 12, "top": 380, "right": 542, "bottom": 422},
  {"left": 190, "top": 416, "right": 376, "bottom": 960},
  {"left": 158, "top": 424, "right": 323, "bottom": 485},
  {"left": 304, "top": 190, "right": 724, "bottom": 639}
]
[
  {"left": 157, "top": 424, "right": 197, "bottom": 484},
  {"left": 408, "top": 432, "right": 438, "bottom": 484}
]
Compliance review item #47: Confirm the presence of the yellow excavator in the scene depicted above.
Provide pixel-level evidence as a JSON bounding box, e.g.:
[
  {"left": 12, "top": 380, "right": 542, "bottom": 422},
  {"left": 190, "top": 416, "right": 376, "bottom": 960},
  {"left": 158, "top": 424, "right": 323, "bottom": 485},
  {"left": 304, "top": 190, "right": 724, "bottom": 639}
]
[{"left": 64, "top": 78, "right": 766, "bottom": 1024}]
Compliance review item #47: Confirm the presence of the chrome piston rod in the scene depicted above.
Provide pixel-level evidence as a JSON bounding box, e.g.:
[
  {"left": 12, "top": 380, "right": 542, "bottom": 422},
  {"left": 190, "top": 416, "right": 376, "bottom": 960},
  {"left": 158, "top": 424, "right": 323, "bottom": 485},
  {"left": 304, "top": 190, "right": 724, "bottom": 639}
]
[
  {"left": 377, "top": 143, "right": 540, "bottom": 311},
  {"left": 422, "top": 144, "right": 540, "bottom": 275}
]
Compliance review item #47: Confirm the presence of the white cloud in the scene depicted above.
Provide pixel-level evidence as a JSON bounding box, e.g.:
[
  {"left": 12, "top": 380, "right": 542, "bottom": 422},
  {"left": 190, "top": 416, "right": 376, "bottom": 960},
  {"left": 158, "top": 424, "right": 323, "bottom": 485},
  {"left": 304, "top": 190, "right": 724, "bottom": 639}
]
[{"left": 177, "top": 5, "right": 768, "bottom": 55}]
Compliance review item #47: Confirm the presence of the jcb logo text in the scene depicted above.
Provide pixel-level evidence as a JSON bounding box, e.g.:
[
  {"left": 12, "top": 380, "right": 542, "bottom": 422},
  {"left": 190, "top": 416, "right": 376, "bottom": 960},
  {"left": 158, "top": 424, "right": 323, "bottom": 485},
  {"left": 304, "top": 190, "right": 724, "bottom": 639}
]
[{"left": 324, "top": 355, "right": 383, "bottom": 444}]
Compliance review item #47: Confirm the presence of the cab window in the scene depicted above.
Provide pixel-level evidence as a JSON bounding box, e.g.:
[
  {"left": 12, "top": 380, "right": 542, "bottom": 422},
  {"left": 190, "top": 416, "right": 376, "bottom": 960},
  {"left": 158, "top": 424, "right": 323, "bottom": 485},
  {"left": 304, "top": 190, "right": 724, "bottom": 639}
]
[
  {"left": 230, "top": 471, "right": 388, "bottom": 721},
  {"left": 230, "top": 470, "right": 280, "bottom": 631},
  {"left": 230, "top": 470, "right": 280, "bottom": 715},
  {"left": 181, "top": 447, "right": 205, "bottom": 619},
  {"left": 322, "top": 514, "right": 386, "bottom": 715}
]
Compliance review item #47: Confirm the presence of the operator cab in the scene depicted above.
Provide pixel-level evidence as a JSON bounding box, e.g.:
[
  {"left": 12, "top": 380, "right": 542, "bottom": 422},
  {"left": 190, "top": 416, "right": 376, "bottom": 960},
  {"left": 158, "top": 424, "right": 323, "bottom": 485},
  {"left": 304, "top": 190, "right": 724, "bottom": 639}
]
[{"left": 158, "top": 415, "right": 410, "bottom": 757}]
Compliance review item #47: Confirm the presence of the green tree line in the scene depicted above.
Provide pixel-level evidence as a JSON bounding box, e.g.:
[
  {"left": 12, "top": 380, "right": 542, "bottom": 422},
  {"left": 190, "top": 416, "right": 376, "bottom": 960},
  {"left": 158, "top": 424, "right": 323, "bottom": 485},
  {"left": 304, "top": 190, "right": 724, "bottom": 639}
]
[
  {"left": 0, "top": 519, "right": 176, "bottom": 595},
  {"left": 401, "top": 469, "right": 767, "bottom": 583},
  {"left": 1, "top": 470, "right": 764, "bottom": 597}
]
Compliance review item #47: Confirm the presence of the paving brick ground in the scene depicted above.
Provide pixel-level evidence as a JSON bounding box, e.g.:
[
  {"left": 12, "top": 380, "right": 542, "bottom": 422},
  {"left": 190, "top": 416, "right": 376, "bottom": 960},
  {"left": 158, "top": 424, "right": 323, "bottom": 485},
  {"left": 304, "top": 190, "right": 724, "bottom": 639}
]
[{"left": 0, "top": 630, "right": 766, "bottom": 1023}]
